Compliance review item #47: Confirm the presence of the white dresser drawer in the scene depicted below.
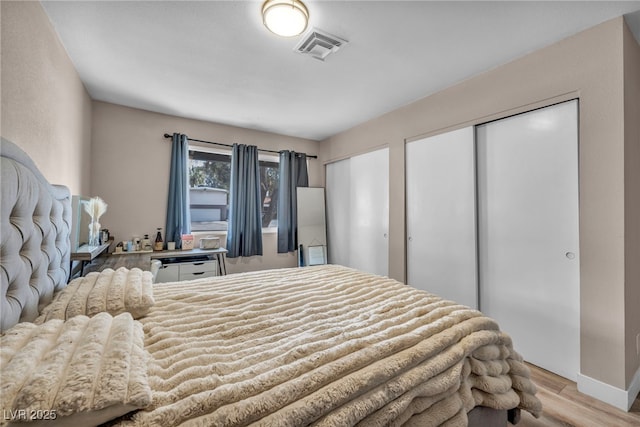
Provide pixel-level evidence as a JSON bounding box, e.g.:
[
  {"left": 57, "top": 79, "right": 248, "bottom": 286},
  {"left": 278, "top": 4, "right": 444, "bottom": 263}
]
[
  {"left": 180, "top": 260, "right": 217, "bottom": 275},
  {"left": 156, "top": 264, "right": 180, "bottom": 283},
  {"left": 153, "top": 257, "right": 220, "bottom": 283},
  {"left": 179, "top": 270, "right": 217, "bottom": 281}
]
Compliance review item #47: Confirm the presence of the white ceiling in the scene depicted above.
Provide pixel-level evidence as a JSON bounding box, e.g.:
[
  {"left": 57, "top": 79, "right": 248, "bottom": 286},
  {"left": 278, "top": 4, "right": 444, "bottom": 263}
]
[{"left": 41, "top": 1, "right": 640, "bottom": 142}]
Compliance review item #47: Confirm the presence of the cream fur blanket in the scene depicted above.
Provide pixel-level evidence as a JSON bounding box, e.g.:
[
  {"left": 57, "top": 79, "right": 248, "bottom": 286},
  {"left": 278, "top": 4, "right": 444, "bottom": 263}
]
[{"left": 122, "top": 265, "right": 541, "bottom": 426}]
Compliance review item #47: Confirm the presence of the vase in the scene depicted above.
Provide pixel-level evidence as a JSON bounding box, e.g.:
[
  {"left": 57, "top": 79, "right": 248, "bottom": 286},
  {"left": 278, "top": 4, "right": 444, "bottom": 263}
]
[{"left": 88, "top": 220, "right": 101, "bottom": 246}]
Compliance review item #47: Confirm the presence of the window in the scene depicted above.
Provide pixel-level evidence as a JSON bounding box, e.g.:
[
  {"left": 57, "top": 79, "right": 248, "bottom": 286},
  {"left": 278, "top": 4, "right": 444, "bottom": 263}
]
[{"left": 189, "top": 149, "right": 279, "bottom": 231}]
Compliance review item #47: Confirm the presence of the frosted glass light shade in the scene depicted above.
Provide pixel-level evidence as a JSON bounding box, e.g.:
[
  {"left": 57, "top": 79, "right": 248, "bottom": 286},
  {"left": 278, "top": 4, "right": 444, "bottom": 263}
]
[{"left": 262, "top": 0, "right": 309, "bottom": 37}]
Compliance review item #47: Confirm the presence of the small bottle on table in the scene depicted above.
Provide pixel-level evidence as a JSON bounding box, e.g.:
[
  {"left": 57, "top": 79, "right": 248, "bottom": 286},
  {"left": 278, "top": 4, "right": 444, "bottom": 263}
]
[{"left": 154, "top": 228, "right": 164, "bottom": 251}]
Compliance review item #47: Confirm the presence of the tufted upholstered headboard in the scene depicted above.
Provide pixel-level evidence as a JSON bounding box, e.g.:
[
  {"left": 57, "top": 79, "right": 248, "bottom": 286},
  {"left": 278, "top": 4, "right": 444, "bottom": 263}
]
[{"left": 1, "top": 138, "right": 71, "bottom": 332}]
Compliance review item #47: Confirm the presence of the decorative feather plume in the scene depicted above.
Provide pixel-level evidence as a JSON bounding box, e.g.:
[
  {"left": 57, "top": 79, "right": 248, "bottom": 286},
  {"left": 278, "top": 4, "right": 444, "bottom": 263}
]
[{"left": 83, "top": 196, "right": 108, "bottom": 220}]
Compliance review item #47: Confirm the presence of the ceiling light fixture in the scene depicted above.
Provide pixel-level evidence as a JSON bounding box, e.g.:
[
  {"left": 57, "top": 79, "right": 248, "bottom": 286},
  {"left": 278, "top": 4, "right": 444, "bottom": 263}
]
[{"left": 262, "top": 0, "right": 309, "bottom": 37}]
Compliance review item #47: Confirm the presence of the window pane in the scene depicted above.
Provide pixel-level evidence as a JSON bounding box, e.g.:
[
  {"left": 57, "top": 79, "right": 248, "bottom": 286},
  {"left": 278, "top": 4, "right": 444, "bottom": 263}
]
[
  {"left": 260, "top": 162, "right": 279, "bottom": 228},
  {"left": 189, "top": 153, "right": 230, "bottom": 231},
  {"left": 188, "top": 150, "right": 279, "bottom": 231}
]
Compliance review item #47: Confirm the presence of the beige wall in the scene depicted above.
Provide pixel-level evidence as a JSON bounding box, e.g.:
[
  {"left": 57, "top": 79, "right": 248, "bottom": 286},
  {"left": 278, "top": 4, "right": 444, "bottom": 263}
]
[
  {"left": 624, "top": 23, "right": 640, "bottom": 386},
  {"left": 320, "top": 17, "right": 636, "bottom": 390},
  {"left": 91, "top": 101, "right": 321, "bottom": 274},
  {"left": 1, "top": 1, "right": 91, "bottom": 195}
]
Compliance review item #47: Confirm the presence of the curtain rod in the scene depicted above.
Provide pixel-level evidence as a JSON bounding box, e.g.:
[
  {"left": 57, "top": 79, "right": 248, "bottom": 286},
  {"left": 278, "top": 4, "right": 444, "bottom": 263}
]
[{"left": 163, "top": 133, "right": 317, "bottom": 159}]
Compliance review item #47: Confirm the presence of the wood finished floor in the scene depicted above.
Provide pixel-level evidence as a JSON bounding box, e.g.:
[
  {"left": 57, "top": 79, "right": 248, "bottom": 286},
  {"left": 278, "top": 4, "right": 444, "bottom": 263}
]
[{"left": 517, "top": 364, "right": 640, "bottom": 427}]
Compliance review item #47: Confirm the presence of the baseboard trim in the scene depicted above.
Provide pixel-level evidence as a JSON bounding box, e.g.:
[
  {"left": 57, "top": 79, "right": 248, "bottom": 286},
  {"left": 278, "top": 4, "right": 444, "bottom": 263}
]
[{"left": 577, "top": 367, "right": 640, "bottom": 411}]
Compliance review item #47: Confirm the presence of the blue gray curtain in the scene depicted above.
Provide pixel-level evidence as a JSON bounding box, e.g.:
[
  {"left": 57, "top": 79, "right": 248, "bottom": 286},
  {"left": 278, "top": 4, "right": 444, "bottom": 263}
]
[
  {"left": 165, "top": 133, "right": 191, "bottom": 249},
  {"left": 277, "top": 151, "right": 308, "bottom": 253},
  {"left": 226, "top": 144, "right": 263, "bottom": 258}
]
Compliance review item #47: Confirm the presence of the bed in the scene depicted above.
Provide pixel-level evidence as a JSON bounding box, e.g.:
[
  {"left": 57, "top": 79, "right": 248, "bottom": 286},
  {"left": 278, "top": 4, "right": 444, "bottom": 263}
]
[{"left": 0, "top": 137, "right": 541, "bottom": 426}]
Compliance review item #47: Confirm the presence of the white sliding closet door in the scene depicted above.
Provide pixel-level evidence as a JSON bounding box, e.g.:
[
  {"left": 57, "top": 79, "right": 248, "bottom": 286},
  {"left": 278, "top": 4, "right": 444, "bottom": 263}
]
[
  {"left": 406, "top": 127, "right": 478, "bottom": 308},
  {"left": 477, "top": 100, "right": 580, "bottom": 381},
  {"left": 349, "top": 149, "right": 389, "bottom": 275},
  {"left": 326, "top": 147, "right": 389, "bottom": 276}
]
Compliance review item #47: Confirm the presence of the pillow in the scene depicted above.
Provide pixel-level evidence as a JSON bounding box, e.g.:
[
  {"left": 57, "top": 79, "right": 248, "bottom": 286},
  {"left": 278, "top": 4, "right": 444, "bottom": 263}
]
[
  {"left": 0, "top": 312, "right": 151, "bottom": 427},
  {"left": 36, "top": 267, "right": 154, "bottom": 323}
]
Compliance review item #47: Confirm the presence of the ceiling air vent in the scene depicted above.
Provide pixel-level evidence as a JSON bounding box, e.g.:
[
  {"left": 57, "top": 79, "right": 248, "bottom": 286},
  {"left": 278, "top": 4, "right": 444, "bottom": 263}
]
[{"left": 294, "top": 27, "right": 348, "bottom": 61}]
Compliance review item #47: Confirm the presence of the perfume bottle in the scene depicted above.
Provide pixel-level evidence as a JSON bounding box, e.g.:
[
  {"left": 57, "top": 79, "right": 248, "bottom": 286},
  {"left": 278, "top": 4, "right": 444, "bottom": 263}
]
[{"left": 142, "top": 234, "right": 151, "bottom": 251}]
